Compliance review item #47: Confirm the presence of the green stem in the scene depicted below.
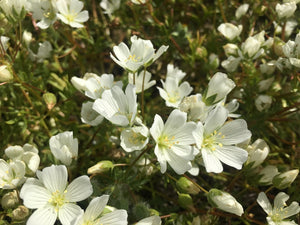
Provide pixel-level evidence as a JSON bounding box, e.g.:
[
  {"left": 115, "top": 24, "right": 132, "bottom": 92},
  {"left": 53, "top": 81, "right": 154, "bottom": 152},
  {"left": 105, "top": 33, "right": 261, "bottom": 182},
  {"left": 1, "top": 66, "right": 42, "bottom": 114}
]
[
  {"left": 125, "top": 146, "right": 150, "bottom": 175},
  {"left": 141, "top": 67, "right": 147, "bottom": 120}
]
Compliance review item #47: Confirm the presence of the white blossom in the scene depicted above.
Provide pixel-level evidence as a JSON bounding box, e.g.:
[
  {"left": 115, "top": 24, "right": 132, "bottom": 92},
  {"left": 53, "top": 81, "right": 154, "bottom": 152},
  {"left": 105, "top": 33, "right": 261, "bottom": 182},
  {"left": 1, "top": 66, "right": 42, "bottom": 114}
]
[
  {"left": 20, "top": 165, "right": 93, "bottom": 225},
  {"left": 128, "top": 70, "right": 156, "bottom": 93},
  {"left": 276, "top": 2, "right": 297, "bottom": 19},
  {"left": 81, "top": 101, "right": 104, "bottom": 126},
  {"left": 235, "top": 4, "right": 249, "bottom": 19},
  {"left": 0, "top": 159, "right": 26, "bottom": 189},
  {"left": 255, "top": 95, "right": 272, "bottom": 112},
  {"left": 100, "top": 0, "right": 120, "bottom": 16},
  {"left": 246, "top": 139, "right": 269, "bottom": 168},
  {"left": 217, "top": 23, "right": 242, "bottom": 40}
]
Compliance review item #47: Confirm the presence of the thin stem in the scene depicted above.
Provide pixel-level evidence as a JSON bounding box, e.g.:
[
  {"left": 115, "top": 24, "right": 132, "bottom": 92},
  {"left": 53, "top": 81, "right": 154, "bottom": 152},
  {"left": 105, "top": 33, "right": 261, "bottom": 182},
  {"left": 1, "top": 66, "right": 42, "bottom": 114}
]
[
  {"left": 125, "top": 146, "right": 151, "bottom": 175},
  {"left": 141, "top": 67, "right": 146, "bottom": 120},
  {"left": 183, "top": 174, "right": 208, "bottom": 194},
  {"left": 133, "top": 71, "right": 136, "bottom": 85}
]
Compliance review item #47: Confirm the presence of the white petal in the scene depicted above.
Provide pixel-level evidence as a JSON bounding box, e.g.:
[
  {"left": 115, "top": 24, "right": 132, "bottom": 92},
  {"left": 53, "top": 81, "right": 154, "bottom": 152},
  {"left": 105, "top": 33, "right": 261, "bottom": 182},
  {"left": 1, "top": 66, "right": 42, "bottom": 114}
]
[
  {"left": 217, "top": 119, "right": 251, "bottom": 145},
  {"left": 274, "top": 192, "right": 289, "bottom": 209},
  {"left": 75, "top": 10, "right": 89, "bottom": 23},
  {"left": 59, "top": 203, "right": 82, "bottom": 225},
  {"left": 214, "top": 146, "right": 248, "bottom": 170},
  {"left": 150, "top": 114, "right": 164, "bottom": 141},
  {"left": 84, "top": 195, "right": 109, "bottom": 220},
  {"left": 41, "top": 165, "right": 68, "bottom": 193},
  {"left": 113, "top": 43, "right": 130, "bottom": 62},
  {"left": 27, "top": 206, "right": 57, "bottom": 225},
  {"left": 154, "top": 145, "right": 167, "bottom": 173},
  {"left": 166, "top": 150, "right": 192, "bottom": 174},
  {"left": 21, "top": 185, "right": 50, "bottom": 208},
  {"left": 204, "top": 106, "right": 228, "bottom": 135},
  {"left": 192, "top": 122, "right": 204, "bottom": 149},
  {"left": 257, "top": 192, "right": 272, "bottom": 214},
  {"left": 282, "top": 202, "right": 300, "bottom": 219},
  {"left": 202, "top": 148, "right": 223, "bottom": 173},
  {"left": 164, "top": 109, "right": 187, "bottom": 135},
  {"left": 98, "top": 209, "right": 128, "bottom": 225},
  {"left": 65, "top": 175, "right": 93, "bottom": 202}
]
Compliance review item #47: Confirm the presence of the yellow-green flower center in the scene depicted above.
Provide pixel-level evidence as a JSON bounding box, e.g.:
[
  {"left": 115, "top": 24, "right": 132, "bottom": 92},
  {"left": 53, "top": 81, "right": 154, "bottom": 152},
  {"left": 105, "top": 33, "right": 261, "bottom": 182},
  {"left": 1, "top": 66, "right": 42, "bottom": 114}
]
[
  {"left": 202, "top": 130, "right": 225, "bottom": 151},
  {"left": 48, "top": 190, "right": 68, "bottom": 211},
  {"left": 158, "top": 135, "right": 178, "bottom": 150}
]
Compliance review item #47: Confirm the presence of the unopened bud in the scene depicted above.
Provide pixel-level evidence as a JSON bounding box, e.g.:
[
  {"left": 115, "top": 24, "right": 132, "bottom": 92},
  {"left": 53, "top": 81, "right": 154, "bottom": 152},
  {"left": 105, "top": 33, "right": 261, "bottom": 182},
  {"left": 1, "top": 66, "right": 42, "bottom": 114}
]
[
  {"left": 87, "top": 160, "right": 114, "bottom": 174},
  {"left": 43, "top": 92, "right": 57, "bottom": 110},
  {"left": 273, "top": 169, "right": 299, "bottom": 189},
  {"left": 0, "top": 65, "right": 13, "bottom": 82},
  {"left": 207, "top": 189, "right": 244, "bottom": 216},
  {"left": 12, "top": 205, "right": 29, "bottom": 221},
  {"left": 176, "top": 177, "right": 200, "bottom": 195},
  {"left": 1, "top": 190, "right": 19, "bottom": 209},
  {"left": 178, "top": 193, "right": 195, "bottom": 212}
]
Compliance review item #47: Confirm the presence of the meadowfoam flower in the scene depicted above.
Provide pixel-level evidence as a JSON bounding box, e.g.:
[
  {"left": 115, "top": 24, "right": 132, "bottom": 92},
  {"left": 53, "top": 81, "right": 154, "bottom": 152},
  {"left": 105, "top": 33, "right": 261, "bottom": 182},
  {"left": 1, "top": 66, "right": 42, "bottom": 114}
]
[
  {"left": 217, "top": 23, "right": 242, "bottom": 40},
  {"left": 273, "top": 169, "right": 299, "bottom": 190},
  {"left": 166, "top": 64, "right": 186, "bottom": 82},
  {"left": 56, "top": 0, "right": 89, "bottom": 28},
  {"left": 128, "top": 70, "right": 156, "bottom": 93},
  {"left": 158, "top": 77, "right": 193, "bottom": 108},
  {"left": 110, "top": 35, "right": 168, "bottom": 73},
  {"left": 29, "top": 41, "right": 53, "bottom": 63},
  {"left": 246, "top": 139, "right": 269, "bottom": 168},
  {"left": 0, "top": 0, "right": 27, "bottom": 21},
  {"left": 257, "top": 192, "right": 300, "bottom": 225},
  {"left": 258, "top": 165, "right": 279, "bottom": 186},
  {"left": 49, "top": 131, "right": 78, "bottom": 166},
  {"left": 207, "top": 189, "right": 244, "bottom": 216},
  {"left": 120, "top": 118, "right": 149, "bottom": 152},
  {"left": 100, "top": 0, "right": 121, "bottom": 16},
  {"left": 235, "top": 3, "right": 249, "bottom": 19},
  {"left": 20, "top": 165, "right": 93, "bottom": 225},
  {"left": 81, "top": 101, "right": 104, "bottom": 126},
  {"left": 276, "top": 2, "right": 297, "bottom": 19},
  {"left": 93, "top": 84, "right": 137, "bottom": 127},
  {"left": 71, "top": 195, "right": 128, "bottom": 225},
  {"left": 192, "top": 106, "right": 251, "bottom": 173},
  {"left": 0, "top": 159, "right": 26, "bottom": 189},
  {"left": 203, "top": 72, "right": 235, "bottom": 105},
  {"left": 84, "top": 74, "right": 122, "bottom": 100},
  {"left": 150, "top": 109, "right": 197, "bottom": 174},
  {"left": 27, "top": 0, "right": 58, "bottom": 29},
  {"left": 5, "top": 143, "right": 40, "bottom": 175}
]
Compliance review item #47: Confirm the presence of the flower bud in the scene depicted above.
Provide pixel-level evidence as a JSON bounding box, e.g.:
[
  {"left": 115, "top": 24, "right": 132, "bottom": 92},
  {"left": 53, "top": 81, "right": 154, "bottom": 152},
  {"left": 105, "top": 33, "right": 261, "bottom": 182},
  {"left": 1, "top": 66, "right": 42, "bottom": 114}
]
[
  {"left": 176, "top": 177, "right": 200, "bottom": 195},
  {"left": 204, "top": 72, "right": 236, "bottom": 105},
  {"left": 87, "top": 160, "right": 114, "bottom": 174},
  {"left": 1, "top": 190, "right": 19, "bottom": 209},
  {"left": 207, "top": 189, "right": 244, "bottom": 216},
  {"left": 209, "top": 53, "right": 219, "bottom": 69},
  {"left": 0, "top": 65, "right": 13, "bottom": 82},
  {"left": 235, "top": 4, "right": 249, "bottom": 19},
  {"left": 223, "top": 43, "right": 238, "bottom": 57},
  {"left": 246, "top": 139, "right": 269, "bottom": 168},
  {"left": 255, "top": 95, "right": 272, "bottom": 112},
  {"left": 178, "top": 193, "right": 195, "bottom": 212},
  {"left": 217, "top": 23, "right": 242, "bottom": 40},
  {"left": 43, "top": 92, "right": 57, "bottom": 110},
  {"left": 12, "top": 205, "right": 29, "bottom": 221},
  {"left": 273, "top": 169, "right": 299, "bottom": 189},
  {"left": 276, "top": 2, "right": 297, "bottom": 19},
  {"left": 258, "top": 165, "right": 279, "bottom": 185}
]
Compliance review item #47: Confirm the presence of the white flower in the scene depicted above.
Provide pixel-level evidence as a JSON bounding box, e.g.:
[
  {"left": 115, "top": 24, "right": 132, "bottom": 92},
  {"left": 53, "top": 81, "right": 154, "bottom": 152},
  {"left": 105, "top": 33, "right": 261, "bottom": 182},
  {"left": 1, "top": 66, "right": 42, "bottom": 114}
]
[
  {"left": 150, "top": 109, "right": 197, "bottom": 174},
  {"left": 23, "top": 30, "right": 32, "bottom": 46},
  {"left": 29, "top": 41, "right": 53, "bottom": 63},
  {"left": 224, "top": 99, "right": 240, "bottom": 118},
  {"left": 93, "top": 84, "right": 137, "bottom": 127},
  {"left": 217, "top": 23, "right": 242, "bottom": 40},
  {"left": 193, "top": 106, "right": 251, "bottom": 173},
  {"left": 258, "top": 165, "right": 279, "bottom": 185},
  {"left": 274, "top": 20, "right": 297, "bottom": 38},
  {"left": 71, "top": 72, "right": 104, "bottom": 92},
  {"left": 257, "top": 192, "right": 300, "bottom": 225},
  {"left": 246, "top": 139, "right": 269, "bottom": 168},
  {"left": 0, "top": 36, "right": 9, "bottom": 54},
  {"left": 110, "top": 35, "right": 168, "bottom": 73},
  {"left": 100, "top": 0, "right": 120, "bottom": 16},
  {"left": 221, "top": 56, "right": 241, "bottom": 72},
  {"left": 209, "top": 53, "right": 220, "bottom": 69},
  {"left": 120, "top": 119, "right": 149, "bottom": 152},
  {"left": 49, "top": 131, "right": 78, "bottom": 166},
  {"left": 204, "top": 72, "right": 236, "bottom": 105},
  {"left": 5, "top": 144, "right": 40, "bottom": 174},
  {"left": 131, "top": 0, "right": 146, "bottom": 5},
  {"left": 273, "top": 169, "right": 299, "bottom": 190},
  {"left": 0, "top": 159, "right": 26, "bottom": 189},
  {"left": 166, "top": 64, "right": 186, "bottom": 82},
  {"left": 255, "top": 95, "right": 272, "bottom": 112},
  {"left": 84, "top": 73, "right": 122, "bottom": 100},
  {"left": 71, "top": 195, "right": 128, "bottom": 225},
  {"left": 81, "top": 101, "right": 104, "bottom": 126},
  {"left": 223, "top": 43, "right": 239, "bottom": 57},
  {"left": 235, "top": 4, "right": 249, "bottom": 19},
  {"left": 158, "top": 77, "right": 193, "bottom": 108},
  {"left": 20, "top": 165, "right": 93, "bottom": 225},
  {"left": 208, "top": 189, "right": 244, "bottom": 216},
  {"left": 241, "top": 36, "right": 264, "bottom": 59},
  {"left": 0, "top": 0, "right": 27, "bottom": 19},
  {"left": 179, "top": 94, "right": 210, "bottom": 122},
  {"left": 27, "top": 0, "right": 58, "bottom": 29},
  {"left": 128, "top": 70, "right": 156, "bottom": 93},
  {"left": 0, "top": 65, "right": 13, "bottom": 82},
  {"left": 56, "top": 0, "right": 89, "bottom": 28},
  {"left": 136, "top": 215, "right": 161, "bottom": 225},
  {"left": 276, "top": 2, "right": 297, "bottom": 19}
]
